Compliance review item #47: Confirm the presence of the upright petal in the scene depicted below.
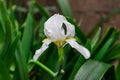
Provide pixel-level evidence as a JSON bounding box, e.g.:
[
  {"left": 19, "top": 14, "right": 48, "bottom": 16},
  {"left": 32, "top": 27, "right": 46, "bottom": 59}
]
[
  {"left": 63, "top": 21, "right": 75, "bottom": 38},
  {"left": 33, "top": 39, "right": 52, "bottom": 60},
  {"left": 44, "top": 14, "right": 69, "bottom": 41},
  {"left": 44, "top": 14, "right": 75, "bottom": 41},
  {"left": 66, "top": 39, "right": 90, "bottom": 59}
]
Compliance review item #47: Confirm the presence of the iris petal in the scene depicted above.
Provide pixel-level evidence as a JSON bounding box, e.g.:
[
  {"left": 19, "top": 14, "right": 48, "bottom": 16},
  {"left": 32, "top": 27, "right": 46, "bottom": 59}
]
[
  {"left": 63, "top": 21, "right": 75, "bottom": 37},
  {"left": 33, "top": 39, "right": 52, "bottom": 60},
  {"left": 33, "top": 14, "right": 90, "bottom": 60},
  {"left": 66, "top": 39, "right": 90, "bottom": 59},
  {"left": 44, "top": 14, "right": 75, "bottom": 41},
  {"left": 44, "top": 14, "right": 66, "bottom": 41}
]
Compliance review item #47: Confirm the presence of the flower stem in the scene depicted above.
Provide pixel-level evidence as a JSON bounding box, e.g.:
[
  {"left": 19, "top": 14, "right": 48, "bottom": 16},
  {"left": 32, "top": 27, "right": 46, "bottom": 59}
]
[
  {"left": 30, "top": 60, "right": 57, "bottom": 77},
  {"left": 58, "top": 47, "right": 64, "bottom": 66},
  {"left": 58, "top": 47, "right": 64, "bottom": 75}
]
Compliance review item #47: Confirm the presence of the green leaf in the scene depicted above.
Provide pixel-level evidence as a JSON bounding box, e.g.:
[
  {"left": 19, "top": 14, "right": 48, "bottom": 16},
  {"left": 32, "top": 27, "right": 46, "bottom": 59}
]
[
  {"left": 85, "top": 39, "right": 92, "bottom": 52},
  {"left": 0, "top": 59, "right": 11, "bottom": 80},
  {"left": 8, "top": 5, "right": 19, "bottom": 38},
  {"left": 116, "top": 60, "right": 120, "bottom": 80},
  {"left": 91, "top": 27, "right": 101, "bottom": 48},
  {"left": 0, "top": 20, "right": 11, "bottom": 59},
  {"left": 105, "top": 42, "right": 120, "bottom": 61},
  {"left": 93, "top": 27, "right": 119, "bottom": 61},
  {"left": 14, "top": 3, "right": 33, "bottom": 79},
  {"left": 0, "top": 0, "right": 8, "bottom": 32},
  {"left": 0, "top": 0, "right": 11, "bottom": 57},
  {"left": 94, "top": 39, "right": 113, "bottom": 60},
  {"left": 4, "top": 33, "right": 20, "bottom": 67},
  {"left": 39, "top": 17, "right": 47, "bottom": 39},
  {"left": 74, "top": 60, "right": 115, "bottom": 80},
  {"left": 57, "top": 0, "right": 73, "bottom": 18},
  {"left": 91, "top": 27, "right": 115, "bottom": 57},
  {"left": 0, "top": 22, "right": 5, "bottom": 48},
  {"left": 14, "top": 43, "right": 29, "bottom": 80},
  {"left": 69, "top": 56, "right": 86, "bottom": 80},
  {"left": 22, "top": 2, "right": 34, "bottom": 61}
]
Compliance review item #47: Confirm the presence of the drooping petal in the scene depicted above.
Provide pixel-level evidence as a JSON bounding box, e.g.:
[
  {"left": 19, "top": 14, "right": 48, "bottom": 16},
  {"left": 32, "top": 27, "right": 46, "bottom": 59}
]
[
  {"left": 66, "top": 39, "right": 90, "bottom": 59},
  {"left": 33, "top": 39, "right": 52, "bottom": 60}
]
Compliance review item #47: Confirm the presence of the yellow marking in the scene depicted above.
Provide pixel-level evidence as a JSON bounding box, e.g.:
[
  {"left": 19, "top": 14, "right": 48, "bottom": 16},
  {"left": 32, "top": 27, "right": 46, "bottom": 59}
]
[{"left": 43, "top": 38, "right": 51, "bottom": 42}]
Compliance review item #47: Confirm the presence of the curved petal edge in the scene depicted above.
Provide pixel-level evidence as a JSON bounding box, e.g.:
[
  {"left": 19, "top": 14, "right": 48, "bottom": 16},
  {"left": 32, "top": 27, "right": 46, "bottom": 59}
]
[
  {"left": 33, "top": 39, "right": 51, "bottom": 60},
  {"left": 66, "top": 39, "right": 90, "bottom": 59}
]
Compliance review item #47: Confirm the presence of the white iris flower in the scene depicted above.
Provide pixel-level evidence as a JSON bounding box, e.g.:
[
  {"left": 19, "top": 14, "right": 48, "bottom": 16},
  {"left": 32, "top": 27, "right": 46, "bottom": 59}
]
[{"left": 33, "top": 14, "right": 90, "bottom": 60}]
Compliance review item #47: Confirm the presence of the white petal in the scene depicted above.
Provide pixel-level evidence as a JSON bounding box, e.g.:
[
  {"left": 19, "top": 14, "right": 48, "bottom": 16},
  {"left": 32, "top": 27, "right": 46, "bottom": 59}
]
[
  {"left": 66, "top": 39, "right": 90, "bottom": 59},
  {"left": 63, "top": 21, "right": 75, "bottom": 37},
  {"left": 44, "top": 14, "right": 67, "bottom": 41},
  {"left": 44, "top": 14, "right": 75, "bottom": 41},
  {"left": 33, "top": 39, "right": 52, "bottom": 60}
]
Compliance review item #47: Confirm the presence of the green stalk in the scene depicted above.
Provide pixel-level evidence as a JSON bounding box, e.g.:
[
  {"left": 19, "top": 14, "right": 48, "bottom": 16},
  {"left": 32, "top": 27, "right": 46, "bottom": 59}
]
[
  {"left": 30, "top": 60, "right": 57, "bottom": 77},
  {"left": 58, "top": 47, "right": 64, "bottom": 66},
  {"left": 57, "top": 47, "right": 64, "bottom": 76}
]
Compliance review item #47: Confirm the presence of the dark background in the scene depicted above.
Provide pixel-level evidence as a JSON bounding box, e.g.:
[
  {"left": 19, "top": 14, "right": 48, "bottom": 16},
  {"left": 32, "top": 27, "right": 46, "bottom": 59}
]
[{"left": 11, "top": 0, "right": 120, "bottom": 34}]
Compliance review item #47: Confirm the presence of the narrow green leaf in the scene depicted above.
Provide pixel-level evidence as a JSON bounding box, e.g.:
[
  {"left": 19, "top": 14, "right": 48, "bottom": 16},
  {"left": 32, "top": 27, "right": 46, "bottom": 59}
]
[
  {"left": 92, "top": 27, "right": 115, "bottom": 57},
  {"left": 105, "top": 42, "right": 120, "bottom": 61},
  {"left": 22, "top": 2, "right": 34, "bottom": 61},
  {"left": 8, "top": 5, "right": 19, "bottom": 37},
  {"left": 8, "top": 5, "right": 16, "bottom": 28},
  {"left": 116, "top": 60, "right": 120, "bottom": 80},
  {"left": 91, "top": 27, "right": 101, "bottom": 48},
  {"left": 85, "top": 39, "right": 92, "bottom": 52},
  {"left": 69, "top": 56, "right": 86, "bottom": 80},
  {"left": 94, "top": 28, "right": 119, "bottom": 61},
  {"left": 57, "top": 0, "right": 73, "bottom": 18},
  {"left": 14, "top": 43, "right": 29, "bottom": 80},
  {"left": 0, "top": 0, "right": 9, "bottom": 51},
  {"left": 4, "top": 33, "right": 20, "bottom": 67},
  {"left": 0, "top": 22, "right": 5, "bottom": 48},
  {"left": 94, "top": 39, "right": 113, "bottom": 60},
  {"left": 14, "top": 3, "right": 33, "bottom": 79},
  {"left": 0, "top": 21, "right": 11, "bottom": 59},
  {"left": 74, "top": 60, "right": 115, "bottom": 80},
  {"left": 0, "top": 59, "right": 11, "bottom": 80},
  {"left": 0, "top": 0, "right": 8, "bottom": 32},
  {"left": 39, "top": 17, "right": 47, "bottom": 39}
]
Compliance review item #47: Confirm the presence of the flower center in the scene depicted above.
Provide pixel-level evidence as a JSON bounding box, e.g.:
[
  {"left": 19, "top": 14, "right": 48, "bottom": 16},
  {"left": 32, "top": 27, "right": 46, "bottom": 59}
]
[{"left": 54, "top": 40, "right": 66, "bottom": 47}]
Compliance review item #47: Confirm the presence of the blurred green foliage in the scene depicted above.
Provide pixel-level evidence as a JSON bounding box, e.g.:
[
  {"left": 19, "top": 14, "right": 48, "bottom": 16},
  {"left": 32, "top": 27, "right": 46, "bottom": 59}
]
[{"left": 0, "top": 0, "right": 120, "bottom": 80}]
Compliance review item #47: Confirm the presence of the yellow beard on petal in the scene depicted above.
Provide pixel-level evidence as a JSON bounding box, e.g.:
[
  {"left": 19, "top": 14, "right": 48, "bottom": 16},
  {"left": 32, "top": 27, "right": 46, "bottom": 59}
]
[{"left": 43, "top": 38, "right": 51, "bottom": 42}]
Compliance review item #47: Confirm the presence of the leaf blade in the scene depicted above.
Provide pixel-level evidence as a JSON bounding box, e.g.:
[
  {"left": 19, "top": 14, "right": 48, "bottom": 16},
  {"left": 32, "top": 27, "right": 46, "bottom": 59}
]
[
  {"left": 74, "top": 60, "right": 115, "bottom": 80},
  {"left": 57, "top": 0, "right": 73, "bottom": 17}
]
